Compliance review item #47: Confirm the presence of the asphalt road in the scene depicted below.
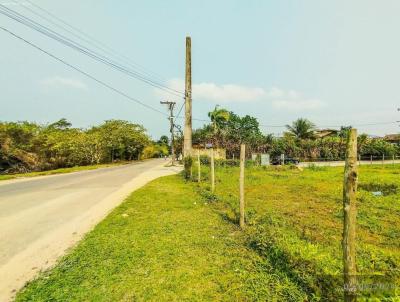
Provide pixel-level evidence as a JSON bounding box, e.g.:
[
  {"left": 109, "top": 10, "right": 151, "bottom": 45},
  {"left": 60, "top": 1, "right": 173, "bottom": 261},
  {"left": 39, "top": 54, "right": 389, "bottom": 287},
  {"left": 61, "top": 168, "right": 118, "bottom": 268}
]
[{"left": 0, "top": 159, "right": 180, "bottom": 301}]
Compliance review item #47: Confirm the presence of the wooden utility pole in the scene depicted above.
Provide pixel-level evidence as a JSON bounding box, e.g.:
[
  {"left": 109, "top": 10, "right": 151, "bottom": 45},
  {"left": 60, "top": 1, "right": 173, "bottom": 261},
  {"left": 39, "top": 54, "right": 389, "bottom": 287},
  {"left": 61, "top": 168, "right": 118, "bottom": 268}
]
[
  {"left": 210, "top": 148, "right": 215, "bottom": 193},
  {"left": 183, "top": 36, "right": 192, "bottom": 158},
  {"left": 342, "top": 129, "right": 358, "bottom": 302},
  {"left": 239, "top": 144, "right": 246, "bottom": 228},
  {"left": 197, "top": 149, "right": 201, "bottom": 183},
  {"left": 160, "top": 101, "right": 176, "bottom": 166}
]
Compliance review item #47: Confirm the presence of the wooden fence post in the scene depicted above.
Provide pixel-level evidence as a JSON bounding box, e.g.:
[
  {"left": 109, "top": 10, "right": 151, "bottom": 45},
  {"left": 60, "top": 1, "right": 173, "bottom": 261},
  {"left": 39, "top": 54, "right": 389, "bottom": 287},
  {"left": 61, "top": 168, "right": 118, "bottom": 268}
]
[
  {"left": 343, "top": 128, "right": 358, "bottom": 302},
  {"left": 210, "top": 148, "right": 215, "bottom": 193},
  {"left": 197, "top": 149, "right": 201, "bottom": 183},
  {"left": 382, "top": 154, "right": 385, "bottom": 165},
  {"left": 239, "top": 144, "right": 246, "bottom": 228},
  {"left": 370, "top": 155, "right": 372, "bottom": 165},
  {"left": 393, "top": 155, "right": 395, "bottom": 165}
]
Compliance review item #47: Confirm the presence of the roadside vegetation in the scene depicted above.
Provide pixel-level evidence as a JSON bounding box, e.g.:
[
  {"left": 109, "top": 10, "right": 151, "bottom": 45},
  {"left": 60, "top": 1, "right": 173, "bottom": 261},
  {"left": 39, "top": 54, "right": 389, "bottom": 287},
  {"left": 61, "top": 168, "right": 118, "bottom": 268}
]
[
  {"left": 2, "top": 110, "right": 398, "bottom": 175},
  {"left": 0, "top": 119, "right": 169, "bottom": 174},
  {"left": 184, "top": 107, "right": 399, "bottom": 161},
  {"left": 16, "top": 163, "right": 400, "bottom": 301}
]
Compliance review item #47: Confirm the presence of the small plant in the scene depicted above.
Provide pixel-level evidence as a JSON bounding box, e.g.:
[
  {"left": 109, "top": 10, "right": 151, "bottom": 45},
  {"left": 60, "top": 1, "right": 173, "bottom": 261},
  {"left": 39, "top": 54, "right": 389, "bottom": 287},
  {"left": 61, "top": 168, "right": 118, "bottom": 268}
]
[
  {"left": 199, "top": 155, "right": 210, "bottom": 165},
  {"left": 307, "top": 163, "right": 327, "bottom": 171},
  {"left": 199, "top": 189, "right": 219, "bottom": 202},
  {"left": 215, "top": 159, "right": 240, "bottom": 167}
]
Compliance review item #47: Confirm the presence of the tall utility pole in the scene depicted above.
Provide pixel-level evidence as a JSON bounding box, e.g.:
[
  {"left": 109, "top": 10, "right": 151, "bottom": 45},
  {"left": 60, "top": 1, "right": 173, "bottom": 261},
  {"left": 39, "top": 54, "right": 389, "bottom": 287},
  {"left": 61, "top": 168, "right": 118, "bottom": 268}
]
[
  {"left": 183, "top": 36, "right": 192, "bottom": 157},
  {"left": 160, "top": 101, "right": 176, "bottom": 165}
]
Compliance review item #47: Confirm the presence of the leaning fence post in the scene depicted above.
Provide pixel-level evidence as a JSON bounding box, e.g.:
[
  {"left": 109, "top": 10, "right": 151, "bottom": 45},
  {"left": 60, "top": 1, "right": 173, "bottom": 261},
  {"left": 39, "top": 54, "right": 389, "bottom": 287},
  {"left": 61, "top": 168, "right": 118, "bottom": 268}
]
[
  {"left": 342, "top": 128, "right": 358, "bottom": 302},
  {"left": 210, "top": 148, "right": 215, "bottom": 193},
  {"left": 239, "top": 144, "right": 246, "bottom": 228},
  {"left": 197, "top": 149, "right": 201, "bottom": 183}
]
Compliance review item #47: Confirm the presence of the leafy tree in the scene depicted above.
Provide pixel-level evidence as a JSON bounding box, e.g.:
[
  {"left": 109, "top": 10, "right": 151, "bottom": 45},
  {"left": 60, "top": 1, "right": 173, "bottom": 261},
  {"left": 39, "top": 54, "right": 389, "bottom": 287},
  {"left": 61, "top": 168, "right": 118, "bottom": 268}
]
[
  {"left": 48, "top": 118, "right": 72, "bottom": 130},
  {"left": 0, "top": 119, "right": 152, "bottom": 173},
  {"left": 158, "top": 135, "right": 169, "bottom": 146}
]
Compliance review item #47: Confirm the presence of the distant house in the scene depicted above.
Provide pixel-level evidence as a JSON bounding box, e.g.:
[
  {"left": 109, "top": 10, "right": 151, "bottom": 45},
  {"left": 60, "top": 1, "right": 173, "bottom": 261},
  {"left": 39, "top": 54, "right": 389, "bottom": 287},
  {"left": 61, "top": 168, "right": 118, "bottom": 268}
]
[
  {"left": 314, "top": 129, "right": 339, "bottom": 139},
  {"left": 191, "top": 145, "right": 226, "bottom": 159},
  {"left": 384, "top": 134, "right": 400, "bottom": 145}
]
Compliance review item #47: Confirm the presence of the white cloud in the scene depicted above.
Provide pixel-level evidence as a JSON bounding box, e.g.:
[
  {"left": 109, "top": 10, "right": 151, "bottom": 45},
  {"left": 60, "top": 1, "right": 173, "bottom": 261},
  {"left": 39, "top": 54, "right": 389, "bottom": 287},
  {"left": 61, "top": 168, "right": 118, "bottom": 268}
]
[
  {"left": 159, "top": 78, "right": 264, "bottom": 102},
  {"left": 195, "top": 83, "right": 265, "bottom": 102},
  {"left": 40, "top": 76, "right": 87, "bottom": 91},
  {"left": 155, "top": 78, "right": 324, "bottom": 110}
]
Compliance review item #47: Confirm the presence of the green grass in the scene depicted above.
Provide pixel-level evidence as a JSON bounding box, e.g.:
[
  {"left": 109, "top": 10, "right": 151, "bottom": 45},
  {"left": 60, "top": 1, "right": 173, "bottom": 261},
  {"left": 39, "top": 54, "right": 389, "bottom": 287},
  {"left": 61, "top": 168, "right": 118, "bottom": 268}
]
[
  {"left": 0, "top": 162, "right": 129, "bottom": 181},
  {"left": 16, "top": 175, "right": 306, "bottom": 302},
  {"left": 16, "top": 164, "right": 400, "bottom": 301},
  {"left": 196, "top": 163, "right": 400, "bottom": 301}
]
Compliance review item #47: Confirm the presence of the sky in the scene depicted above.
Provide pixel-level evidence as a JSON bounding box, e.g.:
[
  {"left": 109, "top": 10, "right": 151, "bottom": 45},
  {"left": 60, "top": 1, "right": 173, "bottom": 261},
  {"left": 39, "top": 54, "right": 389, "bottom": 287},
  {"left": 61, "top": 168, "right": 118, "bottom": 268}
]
[{"left": 1, "top": 0, "right": 399, "bottom": 139}]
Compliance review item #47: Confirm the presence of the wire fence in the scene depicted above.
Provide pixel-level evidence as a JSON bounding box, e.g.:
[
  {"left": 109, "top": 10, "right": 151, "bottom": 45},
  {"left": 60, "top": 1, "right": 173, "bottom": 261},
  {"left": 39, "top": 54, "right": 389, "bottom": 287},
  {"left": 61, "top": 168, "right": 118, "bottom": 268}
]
[{"left": 297, "top": 155, "right": 400, "bottom": 164}]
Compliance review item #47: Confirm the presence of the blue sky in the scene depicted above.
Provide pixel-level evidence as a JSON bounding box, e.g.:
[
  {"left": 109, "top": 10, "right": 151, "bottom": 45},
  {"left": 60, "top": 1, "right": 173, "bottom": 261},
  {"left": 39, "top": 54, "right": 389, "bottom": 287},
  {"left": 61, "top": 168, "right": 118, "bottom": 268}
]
[{"left": 1, "top": 0, "right": 399, "bottom": 138}]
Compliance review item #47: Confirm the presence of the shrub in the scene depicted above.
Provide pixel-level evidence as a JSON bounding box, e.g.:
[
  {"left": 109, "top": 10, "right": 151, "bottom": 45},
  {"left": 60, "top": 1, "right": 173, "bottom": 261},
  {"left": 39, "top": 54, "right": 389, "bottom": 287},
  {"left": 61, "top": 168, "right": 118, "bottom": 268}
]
[{"left": 183, "top": 156, "right": 193, "bottom": 180}]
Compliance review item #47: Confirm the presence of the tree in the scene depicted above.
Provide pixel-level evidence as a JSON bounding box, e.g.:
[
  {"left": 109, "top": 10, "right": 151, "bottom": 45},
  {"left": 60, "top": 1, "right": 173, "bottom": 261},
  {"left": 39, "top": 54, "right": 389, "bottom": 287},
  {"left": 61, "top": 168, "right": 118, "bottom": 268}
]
[
  {"left": 208, "top": 106, "right": 230, "bottom": 134},
  {"left": 286, "top": 118, "right": 316, "bottom": 140},
  {"left": 0, "top": 119, "right": 152, "bottom": 173},
  {"left": 208, "top": 106, "right": 230, "bottom": 147},
  {"left": 48, "top": 118, "right": 72, "bottom": 130},
  {"left": 158, "top": 135, "right": 169, "bottom": 146}
]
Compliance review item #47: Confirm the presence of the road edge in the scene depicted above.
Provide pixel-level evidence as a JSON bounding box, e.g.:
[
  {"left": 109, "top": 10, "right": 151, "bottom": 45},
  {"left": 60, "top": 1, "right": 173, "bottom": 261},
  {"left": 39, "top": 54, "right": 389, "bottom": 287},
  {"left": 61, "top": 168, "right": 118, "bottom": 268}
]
[{"left": 0, "top": 162, "right": 182, "bottom": 302}]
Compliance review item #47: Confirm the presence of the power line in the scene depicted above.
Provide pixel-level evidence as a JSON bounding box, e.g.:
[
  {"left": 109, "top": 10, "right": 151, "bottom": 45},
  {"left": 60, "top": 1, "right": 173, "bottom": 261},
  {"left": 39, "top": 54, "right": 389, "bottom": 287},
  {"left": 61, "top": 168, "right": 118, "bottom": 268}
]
[
  {"left": 22, "top": 0, "right": 170, "bottom": 85},
  {"left": 175, "top": 102, "right": 185, "bottom": 120},
  {"left": 0, "top": 3, "right": 184, "bottom": 97},
  {"left": 21, "top": 0, "right": 170, "bottom": 86},
  {"left": 0, "top": 3, "right": 183, "bottom": 97},
  {"left": 2, "top": 4, "right": 395, "bottom": 131},
  {"left": 0, "top": 25, "right": 168, "bottom": 116}
]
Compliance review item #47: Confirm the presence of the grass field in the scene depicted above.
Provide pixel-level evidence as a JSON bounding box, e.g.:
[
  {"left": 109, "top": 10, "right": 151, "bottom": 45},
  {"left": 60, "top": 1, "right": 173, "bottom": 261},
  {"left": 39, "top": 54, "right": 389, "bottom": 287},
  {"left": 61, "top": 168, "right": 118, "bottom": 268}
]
[
  {"left": 0, "top": 162, "right": 130, "bottom": 181},
  {"left": 16, "top": 164, "right": 400, "bottom": 301},
  {"left": 197, "top": 163, "right": 400, "bottom": 300}
]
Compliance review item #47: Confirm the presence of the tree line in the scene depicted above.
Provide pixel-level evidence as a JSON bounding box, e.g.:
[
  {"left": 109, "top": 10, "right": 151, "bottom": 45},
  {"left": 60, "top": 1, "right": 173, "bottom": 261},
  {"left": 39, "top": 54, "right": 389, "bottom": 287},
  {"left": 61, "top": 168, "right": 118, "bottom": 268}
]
[
  {"left": 2, "top": 111, "right": 397, "bottom": 173},
  {"left": 0, "top": 119, "right": 169, "bottom": 173},
  {"left": 181, "top": 106, "right": 399, "bottom": 160}
]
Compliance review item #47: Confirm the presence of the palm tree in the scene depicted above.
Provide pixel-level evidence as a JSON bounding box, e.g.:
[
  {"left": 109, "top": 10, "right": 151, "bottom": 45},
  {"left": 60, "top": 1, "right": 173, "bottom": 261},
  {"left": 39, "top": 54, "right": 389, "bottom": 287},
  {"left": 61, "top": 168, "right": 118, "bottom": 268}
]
[
  {"left": 208, "top": 106, "right": 230, "bottom": 146},
  {"left": 208, "top": 106, "right": 230, "bottom": 135},
  {"left": 286, "top": 118, "right": 316, "bottom": 140}
]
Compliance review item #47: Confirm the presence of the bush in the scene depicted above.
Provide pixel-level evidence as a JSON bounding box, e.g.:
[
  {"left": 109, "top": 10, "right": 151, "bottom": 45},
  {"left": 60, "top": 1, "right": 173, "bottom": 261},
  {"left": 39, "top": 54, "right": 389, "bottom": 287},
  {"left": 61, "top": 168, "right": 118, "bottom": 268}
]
[
  {"left": 215, "top": 159, "right": 240, "bottom": 167},
  {"left": 183, "top": 156, "right": 193, "bottom": 180},
  {"left": 199, "top": 155, "right": 210, "bottom": 165}
]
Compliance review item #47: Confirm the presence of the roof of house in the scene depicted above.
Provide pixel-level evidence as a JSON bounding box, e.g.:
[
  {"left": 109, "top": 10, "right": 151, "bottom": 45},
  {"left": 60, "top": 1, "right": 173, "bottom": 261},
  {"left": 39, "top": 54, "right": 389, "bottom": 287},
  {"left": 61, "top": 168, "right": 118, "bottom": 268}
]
[
  {"left": 384, "top": 134, "right": 400, "bottom": 141},
  {"left": 315, "top": 129, "right": 339, "bottom": 138}
]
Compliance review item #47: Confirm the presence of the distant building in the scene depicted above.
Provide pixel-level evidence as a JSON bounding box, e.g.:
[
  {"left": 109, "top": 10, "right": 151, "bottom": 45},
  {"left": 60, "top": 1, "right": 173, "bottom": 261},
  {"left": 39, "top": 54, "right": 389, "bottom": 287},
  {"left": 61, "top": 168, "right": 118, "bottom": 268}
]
[
  {"left": 191, "top": 145, "right": 226, "bottom": 159},
  {"left": 314, "top": 129, "right": 339, "bottom": 139},
  {"left": 384, "top": 134, "right": 400, "bottom": 145}
]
